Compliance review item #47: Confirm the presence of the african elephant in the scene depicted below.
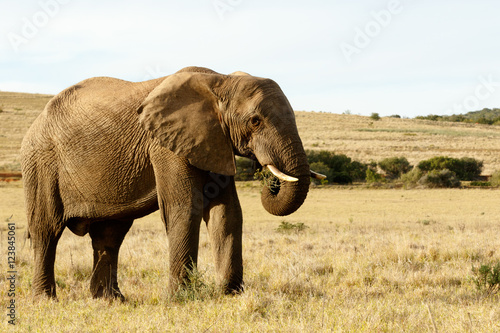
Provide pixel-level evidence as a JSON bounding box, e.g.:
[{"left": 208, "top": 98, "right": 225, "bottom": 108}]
[{"left": 21, "top": 66, "right": 322, "bottom": 300}]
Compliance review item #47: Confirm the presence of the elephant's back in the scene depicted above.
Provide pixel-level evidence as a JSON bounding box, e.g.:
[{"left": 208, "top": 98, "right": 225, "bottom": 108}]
[
  {"left": 22, "top": 76, "right": 164, "bottom": 210},
  {"left": 43, "top": 76, "right": 163, "bottom": 122}
]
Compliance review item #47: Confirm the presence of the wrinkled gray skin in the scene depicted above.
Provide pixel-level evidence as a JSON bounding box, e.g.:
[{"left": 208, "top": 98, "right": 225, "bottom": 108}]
[{"left": 21, "top": 67, "right": 310, "bottom": 300}]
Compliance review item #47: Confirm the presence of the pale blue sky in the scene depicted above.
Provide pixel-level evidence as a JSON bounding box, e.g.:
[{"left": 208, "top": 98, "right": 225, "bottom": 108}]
[{"left": 1, "top": 0, "right": 499, "bottom": 117}]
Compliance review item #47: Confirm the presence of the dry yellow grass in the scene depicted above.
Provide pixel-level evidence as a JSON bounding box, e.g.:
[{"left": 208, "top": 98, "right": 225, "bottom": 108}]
[
  {"left": 1, "top": 92, "right": 500, "bottom": 331},
  {"left": 296, "top": 112, "right": 500, "bottom": 175},
  {"left": 1, "top": 182, "right": 499, "bottom": 332},
  {"left": 2, "top": 92, "right": 500, "bottom": 175},
  {"left": 0, "top": 92, "right": 52, "bottom": 170}
]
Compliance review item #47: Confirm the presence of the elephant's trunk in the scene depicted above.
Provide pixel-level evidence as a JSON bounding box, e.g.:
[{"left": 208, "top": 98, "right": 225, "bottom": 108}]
[{"left": 260, "top": 150, "right": 310, "bottom": 216}]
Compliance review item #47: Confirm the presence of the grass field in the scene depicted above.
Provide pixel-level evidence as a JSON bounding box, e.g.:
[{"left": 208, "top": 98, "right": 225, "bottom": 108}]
[
  {"left": 1, "top": 91, "right": 500, "bottom": 331},
  {"left": 2, "top": 91, "right": 500, "bottom": 174},
  {"left": 1, "top": 182, "right": 499, "bottom": 332}
]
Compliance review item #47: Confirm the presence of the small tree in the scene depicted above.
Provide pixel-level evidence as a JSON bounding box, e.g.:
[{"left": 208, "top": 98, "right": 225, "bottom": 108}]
[
  {"left": 378, "top": 157, "right": 412, "bottom": 180},
  {"left": 370, "top": 113, "right": 381, "bottom": 121}
]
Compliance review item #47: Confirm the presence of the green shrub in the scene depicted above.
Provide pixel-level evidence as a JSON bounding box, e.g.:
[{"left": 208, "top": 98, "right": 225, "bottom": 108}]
[
  {"left": 370, "top": 113, "right": 381, "bottom": 121},
  {"left": 235, "top": 157, "right": 256, "bottom": 181},
  {"left": 458, "top": 157, "right": 484, "bottom": 180},
  {"left": 470, "top": 181, "right": 491, "bottom": 187},
  {"left": 471, "top": 262, "right": 500, "bottom": 294},
  {"left": 276, "top": 221, "right": 309, "bottom": 234},
  {"left": 378, "top": 157, "right": 412, "bottom": 179},
  {"left": 417, "top": 156, "right": 483, "bottom": 181},
  {"left": 366, "top": 168, "right": 383, "bottom": 183},
  {"left": 309, "top": 161, "right": 330, "bottom": 185},
  {"left": 418, "top": 169, "right": 461, "bottom": 188},
  {"left": 171, "top": 265, "right": 221, "bottom": 303},
  {"left": 400, "top": 167, "right": 424, "bottom": 188},
  {"left": 306, "top": 150, "right": 367, "bottom": 184},
  {"left": 490, "top": 170, "right": 500, "bottom": 187}
]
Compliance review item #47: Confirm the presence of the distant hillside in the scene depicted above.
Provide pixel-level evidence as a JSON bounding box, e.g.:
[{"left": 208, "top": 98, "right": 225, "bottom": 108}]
[
  {"left": 1, "top": 92, "right": 500, "bottom": 175},
  {"left": 416, "top": 108, "right": 500, "bottom": 125}
]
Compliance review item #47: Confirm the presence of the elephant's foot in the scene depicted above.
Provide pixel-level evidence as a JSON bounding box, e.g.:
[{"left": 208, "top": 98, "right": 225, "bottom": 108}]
[
  {"left": 223, "top": 280, "right": 244, "bottom": 295},
  {"left": 91, "top": 281, "right": 126, "bottom": 301},
  {"left": 32, "top": 283, "right": 58, "bottom": 300}
]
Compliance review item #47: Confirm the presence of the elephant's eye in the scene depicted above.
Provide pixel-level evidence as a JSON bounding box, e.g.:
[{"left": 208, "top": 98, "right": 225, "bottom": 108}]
[{"left": 250, "top": 116, "right": 261, "bottom": 128}]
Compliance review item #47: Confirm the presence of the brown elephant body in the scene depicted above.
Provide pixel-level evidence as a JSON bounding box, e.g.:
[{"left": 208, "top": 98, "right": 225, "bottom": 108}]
[{"left": 21, "top": 67, "right": 311, "bottom": 299}]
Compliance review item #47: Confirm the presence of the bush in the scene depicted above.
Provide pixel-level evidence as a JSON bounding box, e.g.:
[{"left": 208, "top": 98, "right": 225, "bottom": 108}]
[
  {"left": 471, "top": 262, "right": 500, "bottom": 294},
  {"left": 309, "top": 161, "right": 330, "bottom": 185},
  {"left": 378, "top": 157, "right": 412, "bottom": 180},
  {"left": 491, "top": 170, "right": 500, "bottom": 187},
  {"left": 306, "top": 150, "right": 367, "bottom": 184},
  {"left": 366, "top": 168, "right": 383, "bottom": 183},
  {"left": 276, "top": 221, "right": 309, "bottom": 234},
  {"left": 417, "top": 156, "right": 483, "bottom": 181},
  {"left": 235, "top": 157, "right": 257, "bottom": 181},
  {"left": 370, "top": 113, "right": 381, "bottom": 121},
  {"left": 400, "top": 167, "right": 424, "bottom": 188},
  {"left": 418, "top": 169, "right": 461, "bottom": 188}
]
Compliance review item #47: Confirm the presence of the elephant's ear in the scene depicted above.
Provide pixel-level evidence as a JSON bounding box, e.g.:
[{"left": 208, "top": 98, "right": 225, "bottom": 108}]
[{"left": 137, "top": 72, "right": 236, "bottom": 176}]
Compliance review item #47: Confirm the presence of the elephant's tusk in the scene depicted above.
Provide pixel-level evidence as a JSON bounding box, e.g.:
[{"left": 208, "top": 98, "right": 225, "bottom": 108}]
[
  {"left": 310, "top": 170, "right": 327, "bottom": 180},
  {"left": 266, "top": 165, "right": 299, "bottom": 182}
]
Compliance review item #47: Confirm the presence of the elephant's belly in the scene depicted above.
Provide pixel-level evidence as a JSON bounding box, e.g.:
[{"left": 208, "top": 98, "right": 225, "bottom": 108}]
[{"left": 64, "top": 189, "right": 159, "bottom": 236}]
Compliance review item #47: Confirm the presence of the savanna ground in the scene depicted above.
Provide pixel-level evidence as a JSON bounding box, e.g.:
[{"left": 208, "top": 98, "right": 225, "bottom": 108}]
[
  {"left": 1, "top": 92, "right": 500, "bottom": 332},
  {"left": 1, "top": 183, "right": 499, "bottom": 332}
]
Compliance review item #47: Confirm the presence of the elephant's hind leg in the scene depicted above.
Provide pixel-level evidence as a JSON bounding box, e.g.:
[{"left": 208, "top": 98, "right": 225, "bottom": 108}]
[
  {"left": 31, "top": 226, "right": 65, "bottom": 299},
  {"left": 24, "top": 166, "right": 66, "bottom": 299},
  {"left": 89, "top": 219, "right": 133, "bottom": 300}
]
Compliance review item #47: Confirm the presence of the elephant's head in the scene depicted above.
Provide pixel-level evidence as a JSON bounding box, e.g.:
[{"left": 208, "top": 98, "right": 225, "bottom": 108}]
[{"left": 137, "top": 67, "right": 314, "bottom": 216}]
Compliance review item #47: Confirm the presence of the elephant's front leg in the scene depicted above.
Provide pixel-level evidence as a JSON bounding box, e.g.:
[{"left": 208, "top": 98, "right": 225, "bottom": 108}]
[
  {"left": 203, "top": 175, "right": 243, "bottom": 293},
  {"left": 155, "top": 162, "right": 205, "bottom": 293}
]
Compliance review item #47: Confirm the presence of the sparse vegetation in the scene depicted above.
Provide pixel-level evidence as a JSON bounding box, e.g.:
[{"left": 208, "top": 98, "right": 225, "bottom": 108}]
[
  {"left": 378, "top": 156, "right": 412, "bottom": 180},
  {"left": 491, "top": 170, "right": 500, "bottom": 187},
  {"left": 365, "top": 167, "right": 383, "bottom": 184},
  {"left": 400, "top": 167, "right": 424, "bottom": 188},
  {"left": 418, "top": 169, "right": 461, "bottom": 188},
  {"left": 306, "top": 150, "right": 367, "bottom": 184},
  {"left": 418, "top": 156, "right": 483, "bottom": 181},
  {"left": 1, "top": 186, "right": 500, "bottom": 331},
  {"left": 471, "top": 262, "right": 500, "bottom": 294},
  {"left": 171, "top": 265, "right": 221, "bottom": 303},
  {"left": 275, "top": 221, "right": 308, "bottom": 234},
  {"left": 1, "top": 92, "right": 500, "bottom": 331},
  {"left": 416, "top": 107, "right": 500, "bottom": 125},
  {"left": 235, "top": 157, "right": 256, "bottom": 181}
]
